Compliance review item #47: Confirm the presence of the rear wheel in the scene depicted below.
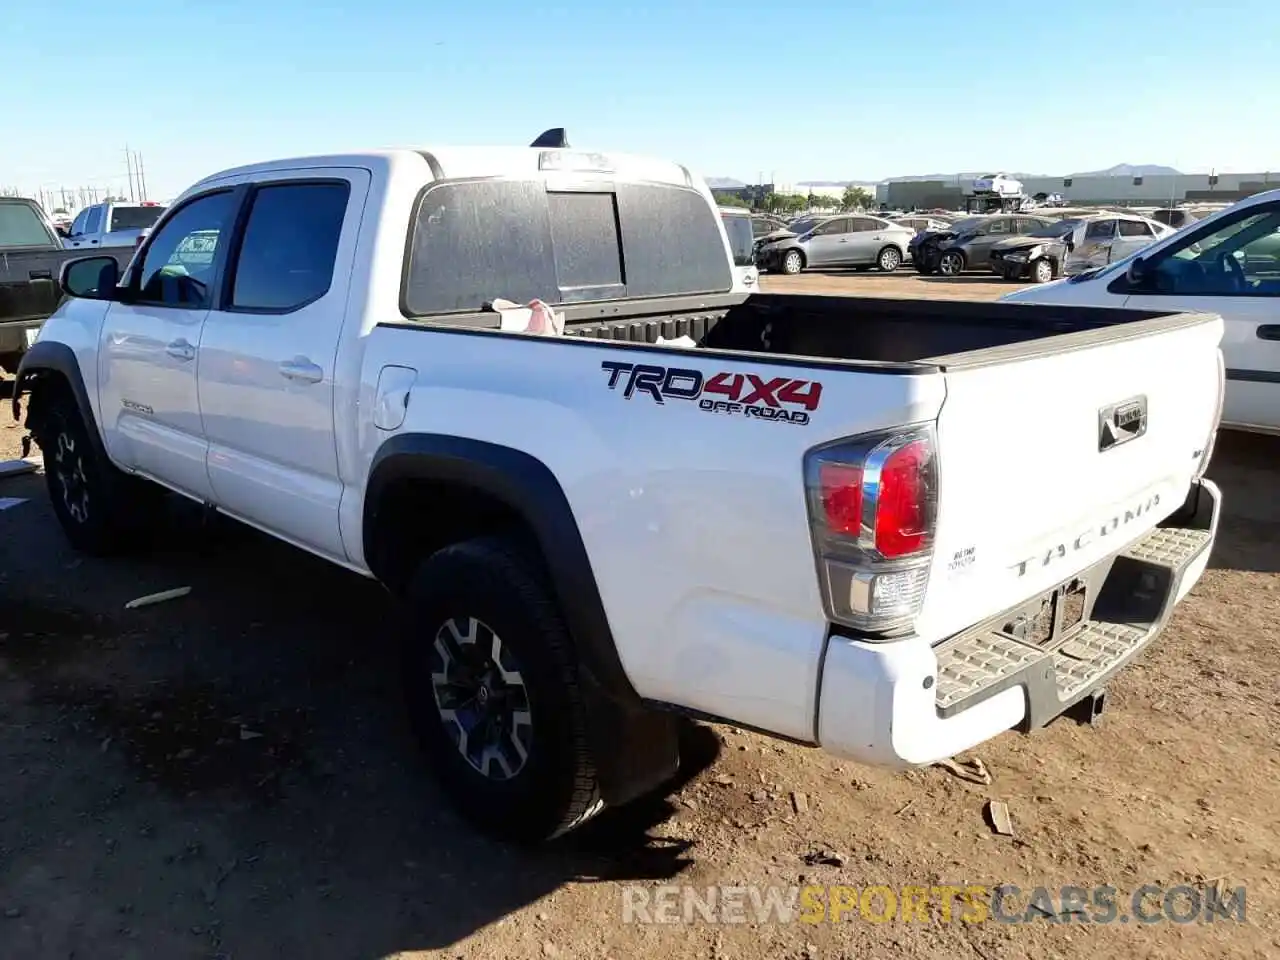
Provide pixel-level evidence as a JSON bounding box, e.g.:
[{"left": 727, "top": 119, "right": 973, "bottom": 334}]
[
  {"left": 877, "top": 246, "right": 902, "bottom": 272},
  {"left": 401, "top": 537, "right": 603, "bottom": 843},
  {"left": 1031, "top": 258, "right": 1055, "bottom": 284},
  {"left": 781, "top": 250, "right": 804, "bottom": 275},
  {"left": 35, "top": 388, "right": 161, "bottom": 555},
  {"left": 938, "top": 250, "right": 965, "bottom": 277}
]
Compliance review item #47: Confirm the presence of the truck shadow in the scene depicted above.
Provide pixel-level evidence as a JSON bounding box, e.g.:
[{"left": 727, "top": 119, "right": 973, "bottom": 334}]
[
  {"left": 1204, "top": 430, "right": 1280, "bottom": 574},
  {"left": 0, "top": 482, "right": 720, "bottom": 957}
]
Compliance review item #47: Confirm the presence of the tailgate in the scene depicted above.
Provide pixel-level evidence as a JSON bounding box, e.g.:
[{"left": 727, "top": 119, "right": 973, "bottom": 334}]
[{"left": 918, "top": 312, "right": 1224, "bottom": 639}]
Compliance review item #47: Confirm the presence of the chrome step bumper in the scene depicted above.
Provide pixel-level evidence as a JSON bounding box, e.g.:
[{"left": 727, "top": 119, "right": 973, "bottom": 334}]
[{"left": 933, "top": 480, "right": 1220, "bottom": 728}]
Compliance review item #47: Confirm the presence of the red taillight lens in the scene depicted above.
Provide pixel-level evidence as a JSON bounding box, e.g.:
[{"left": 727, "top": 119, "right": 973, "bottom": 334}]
[
  {"left": 875, "top": 439, "right": 931, "bottom": 557},
  {"left": 819, "top": 463, "right": 864, "bottom": 536}
]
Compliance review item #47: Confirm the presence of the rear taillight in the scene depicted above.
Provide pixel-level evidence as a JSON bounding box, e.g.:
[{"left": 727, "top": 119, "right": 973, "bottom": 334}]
[{"left": 805, "top": 426, "right": 938, "bottom": 637}]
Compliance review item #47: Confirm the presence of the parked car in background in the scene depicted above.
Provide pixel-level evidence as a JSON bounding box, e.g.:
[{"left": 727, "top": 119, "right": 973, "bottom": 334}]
[
  {"left": 1002, "top": 188, "right": 1280, "bottom": 435},
  {"left": 990, "top": 213, "right": 1174, "bottom": 284},
  {"left": 910, "top": 214, "right": 1054, "bottom": 276},
  {"left": 63, "top": 200, "right": 166, "bottom": 250},
  {"left": 1148, "top": 207, "right": 1201, "bottom": 231},
  {"left": 751, "top": 213, "right": 788, "bottom": 238},
  {"left": 757, "top": 214, "right": 915, "bottom": 275},
  {"left": 719, "top": 206, "right": 759, "bottom": 289},
  {"left": 0, "top": 197, "right": 131, "bottom": 375},
  {"left": 894, "top": 215, "right": 953, "bottom": 236}
]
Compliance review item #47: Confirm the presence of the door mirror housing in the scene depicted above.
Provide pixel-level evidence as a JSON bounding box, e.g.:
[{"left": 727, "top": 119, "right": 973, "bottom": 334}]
[{"left": 60, "top": 255, "right": 121, "bottom": 301}]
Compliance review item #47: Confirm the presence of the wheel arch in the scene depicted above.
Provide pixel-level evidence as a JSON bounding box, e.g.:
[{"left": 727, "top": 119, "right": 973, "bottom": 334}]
[
  {"left": 364, "top": 433, "right": 680, "bottom": 807},
  {"left": 364, "top": 433, "right": 639, "bottom": 706},
  {"left": 11, "top": 341, "right": 107, "bottom": 462}
]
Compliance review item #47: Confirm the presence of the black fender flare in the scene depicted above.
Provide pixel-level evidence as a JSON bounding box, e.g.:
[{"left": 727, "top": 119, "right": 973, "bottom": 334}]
[
  {"left": 11, "top": 340, "right": 108, "bottom": 463},
  {"left": 364, "top": 433, "right": 680, "bottom": 805},
  {"left": 364, "top": 432, "right": 638, "bottom": 703}
]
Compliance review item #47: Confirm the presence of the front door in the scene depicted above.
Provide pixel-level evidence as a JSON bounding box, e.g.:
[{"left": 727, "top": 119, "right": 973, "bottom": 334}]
[
  {"left": 804, "top": 218, "right": 851, "bottom": 266},
  {"left": 1122, "top": 201, "right": 1280, "bottom": 432},
  {"left": 198, "top": 171, "right": 366, "bottom": 561},
  {"left": 1072, "top": 218, "right": 1118, "bottom": 273},
  {"left": 97, "top": 189, "right": 241, "bottom": 500},
  {"left": 968, "top": 217, "right": 1012, "bottom": 264}
]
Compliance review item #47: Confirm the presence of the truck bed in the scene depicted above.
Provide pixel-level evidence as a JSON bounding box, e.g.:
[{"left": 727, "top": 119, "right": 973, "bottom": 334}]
[{"left": 558, "top": 293, "right": 1208, "bottom": 369}]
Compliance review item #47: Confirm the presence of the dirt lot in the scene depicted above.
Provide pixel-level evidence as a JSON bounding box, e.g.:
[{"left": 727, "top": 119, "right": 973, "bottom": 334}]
[{"left": 1, "top": 273, "right": 1276, "bottom": 959}]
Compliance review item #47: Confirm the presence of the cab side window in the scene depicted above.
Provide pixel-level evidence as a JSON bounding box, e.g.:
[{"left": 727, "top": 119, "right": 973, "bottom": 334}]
[
  {"left": 135, "top": 192, "right": 238, "bottom": 308},
  {"left": 228, "top": 182, "right": 350, "bottom": 311},
  {"left": 1144, "top": 205, "right": 1280, "bottom": 296}
]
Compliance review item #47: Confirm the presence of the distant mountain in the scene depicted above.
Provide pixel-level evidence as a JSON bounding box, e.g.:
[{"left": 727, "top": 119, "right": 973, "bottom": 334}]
[{"left": 1068, "top": 163, "right": 1182, "bottom": 177}]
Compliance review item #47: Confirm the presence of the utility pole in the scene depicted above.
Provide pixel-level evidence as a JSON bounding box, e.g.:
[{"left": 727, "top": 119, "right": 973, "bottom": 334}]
[
  {"left": 125, "top": 146, "right": 136, "bottom": 201},
  {"left": 138, "top": 153, "right": 148, "bottom": 201}
]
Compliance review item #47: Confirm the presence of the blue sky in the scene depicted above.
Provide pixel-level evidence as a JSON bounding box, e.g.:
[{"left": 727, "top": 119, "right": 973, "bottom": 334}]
[{"left": 5, "top": 0, "right": 1277, "bottom": 202}]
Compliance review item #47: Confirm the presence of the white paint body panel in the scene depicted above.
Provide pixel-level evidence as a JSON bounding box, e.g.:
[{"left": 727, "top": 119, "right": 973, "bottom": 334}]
[{"left": 30, "top": 145, "right": 1226, "bottom": 769}]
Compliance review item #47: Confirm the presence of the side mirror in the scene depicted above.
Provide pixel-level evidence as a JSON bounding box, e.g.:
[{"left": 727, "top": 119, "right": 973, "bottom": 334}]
[{"left": 60, "top": 255, "right": 121, "bottom": 300}]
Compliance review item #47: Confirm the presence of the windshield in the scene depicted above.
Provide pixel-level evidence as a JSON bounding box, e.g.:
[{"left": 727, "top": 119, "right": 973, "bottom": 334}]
[
  {"left": 109, "top": 205, "right": 166, "bottom": 232},
  {"left": 788, "top": 217, "right": 822, "bottom": 236},
  {"left": 720, "top": 212, "right": 755, "bottom": 267},
  {"left": 1028, "top": 219, "right": 1080, "bottom": 239},
  {"left": 0, "top": 201, "right": 56, "bottom": 248}
]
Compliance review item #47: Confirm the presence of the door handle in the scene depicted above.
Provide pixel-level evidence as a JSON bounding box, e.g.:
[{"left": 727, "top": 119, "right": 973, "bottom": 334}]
[
  {"left": 279, "top": 358, "right": 324, "bottom": 384},
  {"left": 165, "top": 339, "right": 195, "bottom": 362},
  {"left": 1258, "top": 325, "right": 1280, "bottom": 341}
]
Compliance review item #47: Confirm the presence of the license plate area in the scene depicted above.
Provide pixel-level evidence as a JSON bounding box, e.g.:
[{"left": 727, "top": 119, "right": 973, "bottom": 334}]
[{"left": 997, "top": 578, "right": 1088, "bottom": 650}]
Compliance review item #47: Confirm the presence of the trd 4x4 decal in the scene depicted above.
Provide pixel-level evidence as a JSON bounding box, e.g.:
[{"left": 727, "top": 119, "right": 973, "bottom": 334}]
[{"left": 600, "top": 361, "right": 822, "bottom": 425}]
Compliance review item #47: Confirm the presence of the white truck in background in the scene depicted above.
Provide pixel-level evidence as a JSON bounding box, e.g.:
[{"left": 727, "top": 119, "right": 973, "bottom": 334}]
[
  {"left": 1003, "top": 188, "right": 1280, "bottom": 435},
  {"left": 62, "top": 200, "right": 166, "bottom": 251},
  {"left": 13, "top": 132, "right": 1225, "bottom": 844}
]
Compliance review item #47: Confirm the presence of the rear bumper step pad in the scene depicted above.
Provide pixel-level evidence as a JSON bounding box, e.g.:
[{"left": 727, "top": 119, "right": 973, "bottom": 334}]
[{"left": 932, "top": 488, "right": 1216, "bottom": 729}]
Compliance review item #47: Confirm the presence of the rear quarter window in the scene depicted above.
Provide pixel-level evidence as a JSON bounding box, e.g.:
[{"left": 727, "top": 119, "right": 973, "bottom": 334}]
[{"left": 403, "top": 179, "right": 733, "bottom": 315}]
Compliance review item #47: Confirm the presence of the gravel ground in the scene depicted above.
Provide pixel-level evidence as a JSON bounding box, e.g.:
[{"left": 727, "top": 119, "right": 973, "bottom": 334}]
[{"left": 1, "top": 275, "right": 1276, "bottom": 959}]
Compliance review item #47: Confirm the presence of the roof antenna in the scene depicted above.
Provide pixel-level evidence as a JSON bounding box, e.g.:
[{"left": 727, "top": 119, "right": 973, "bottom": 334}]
[{"left": 531, "top": 128, "right": 569, "bottom": 149}]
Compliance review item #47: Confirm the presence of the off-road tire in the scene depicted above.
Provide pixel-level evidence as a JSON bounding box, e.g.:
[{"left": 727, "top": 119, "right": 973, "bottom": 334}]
[
  {"left": 401, "top": 537, "right": 603, "bottom": 843},
  {"left": 36, "top": 389, "right": 161, "bottom": 555}
]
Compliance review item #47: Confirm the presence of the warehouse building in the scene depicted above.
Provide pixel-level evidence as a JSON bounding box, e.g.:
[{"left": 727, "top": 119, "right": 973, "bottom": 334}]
[{"left": 877, "top": 171, "right": 1279, "bottom": 210}]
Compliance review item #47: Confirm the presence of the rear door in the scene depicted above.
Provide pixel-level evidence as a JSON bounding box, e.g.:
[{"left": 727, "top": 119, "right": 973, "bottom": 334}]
[
  {"left": 197, "top": 171, "right": 365, "bottom": 562},
  {"left": 848, "top": 217, "right": 887, "bottom": 263},
  {"left": 920, "top": 311, "right": 1224, "bottom": 640}
]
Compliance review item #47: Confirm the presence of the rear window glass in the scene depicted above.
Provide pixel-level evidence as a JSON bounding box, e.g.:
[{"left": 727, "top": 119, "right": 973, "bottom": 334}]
[
  {"left": 403, "top": 180, "right": 732, "bottom": 315},
  {"left": 109, "top": 205, "right": 165, "bottom": 232},
  {"left": 0, "top": 202, "right": 55, "bottom": 248}
]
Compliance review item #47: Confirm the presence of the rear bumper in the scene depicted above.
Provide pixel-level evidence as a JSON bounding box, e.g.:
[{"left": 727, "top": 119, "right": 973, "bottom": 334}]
[{"left": 816, "top": 479, "right": 1220, "bottom": 767}]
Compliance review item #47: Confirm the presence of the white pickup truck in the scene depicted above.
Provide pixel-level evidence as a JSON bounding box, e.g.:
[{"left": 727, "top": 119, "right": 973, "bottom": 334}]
[{"left": 12, "top": 136, "right": 1225, "bottom": 843}]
